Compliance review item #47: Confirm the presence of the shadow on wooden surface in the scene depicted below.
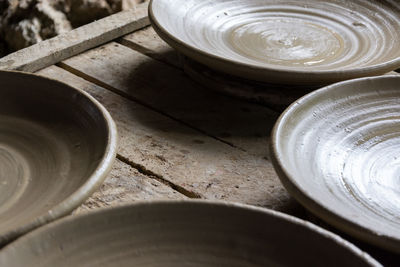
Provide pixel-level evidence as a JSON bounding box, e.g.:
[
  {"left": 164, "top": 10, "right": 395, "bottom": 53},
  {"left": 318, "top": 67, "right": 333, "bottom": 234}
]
[
  {"left": 124, "top": 57, "right": 279, "bottom": 145},
  {"left": 182, "top": 56, "right": 320, "bottom": 112}
]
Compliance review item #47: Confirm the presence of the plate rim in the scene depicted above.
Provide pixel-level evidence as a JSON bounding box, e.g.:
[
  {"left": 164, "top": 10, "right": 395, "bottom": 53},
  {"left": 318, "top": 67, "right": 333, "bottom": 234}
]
[
  {"left": 0, "top": 200, "right": 382, "bottom": 266},
  {"left": 149, "top": 0, "right": 400, "bottom": 85},
  {"left": 270, "top": 75, "right": 400, "bottom": 253},
  {"left": 0, "top": 70, "right": 118, "bottom": 246}
]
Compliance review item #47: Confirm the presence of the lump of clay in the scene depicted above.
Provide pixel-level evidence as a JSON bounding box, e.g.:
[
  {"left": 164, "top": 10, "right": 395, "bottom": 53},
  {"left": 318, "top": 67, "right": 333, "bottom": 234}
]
[
  {"left": 66, "top": 0, "right": 147, "bottom": 27},
  {"left": 0, "top": 0, "right": 72, "bottom": 52},
  {"left": 0, "top": 0, "right": 148, "bottom": 55},
  {"left": 66, "top": 0, "right": 117, "bottom": 28}
]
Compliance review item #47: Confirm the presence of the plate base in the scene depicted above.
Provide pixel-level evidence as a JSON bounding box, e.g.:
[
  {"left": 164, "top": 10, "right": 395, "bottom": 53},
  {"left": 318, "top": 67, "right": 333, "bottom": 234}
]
[{"left": 182, "top": 56, "right": 319, "bottom": 111}]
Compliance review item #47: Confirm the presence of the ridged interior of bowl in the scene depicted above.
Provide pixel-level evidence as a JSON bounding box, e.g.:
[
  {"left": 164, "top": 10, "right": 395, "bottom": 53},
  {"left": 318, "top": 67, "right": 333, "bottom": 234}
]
[
  {"left": 274, "top": 76, "right": 400, "bottom": 246},
  {"left": 0, "top": 72, "right": 111, "bottom": 244},
  {"left": 0, "top": 202, "right": 379, "bottom": 267},
  {"left": 152, "top": 0, "right": 400, "bottom": 71}
]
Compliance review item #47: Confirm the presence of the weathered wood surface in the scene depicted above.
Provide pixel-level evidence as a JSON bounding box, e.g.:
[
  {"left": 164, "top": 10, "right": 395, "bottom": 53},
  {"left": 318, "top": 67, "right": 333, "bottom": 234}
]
[
  {"left": 0, "top": 3, "right": 150, "bottom": 72},
  {"left": 73, "top": 159, "right": 186, "bottom": 214},
  {"left": 36, "top": 67, "right": 187, "bottom": 214},
  {"left": 119, "top": 26, "right": 181, "bottom": 68},
  {"left": 37, "top": 65, "right": 300, "bottom": 214},
  {"left": 59, "top": 42, "right": 279, "bottom": 158}
]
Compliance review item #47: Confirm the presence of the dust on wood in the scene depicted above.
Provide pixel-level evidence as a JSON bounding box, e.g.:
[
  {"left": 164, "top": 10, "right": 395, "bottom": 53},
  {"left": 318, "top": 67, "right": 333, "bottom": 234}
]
[
  {"left": 38, "top": 65, "right": 300, "bottom": 214},
  {"left": 120, "top": 26, "right": 182, "bottom": 68},
  {"left": 60, "top": 42, "right": 280, "bottom": 158},
  {"left": 74, "top": 158, "right": 186, "bottom": 214}
]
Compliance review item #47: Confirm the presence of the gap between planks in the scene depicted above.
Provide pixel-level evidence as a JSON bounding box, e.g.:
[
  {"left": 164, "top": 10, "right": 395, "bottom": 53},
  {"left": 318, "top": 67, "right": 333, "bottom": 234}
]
[
  {"left": 117, "top": 37, "right": 182, "bottom": 70},
  {"left": 38, "top": 65, "right": 293, "bottom": 210},
  {"left": 118, "top": 36, "right": 290, "bottom": 115},
  {"left": 39, "top": 66, "right": 201, "bottom": 201},
  {"left": 58, "top": 41, "right": 279, "bottom": 158},
  {"left": 54, "top": 63, "right": 205, "bottom": 199},
  {"left": 56, "top": 61, "right": 244, "bottom": 151},
  {"left": 75, "top": 158, "right": 188, "bottom": 214},
  {"left": 116, "top": 154, "right": 202, "bottom": 199}
]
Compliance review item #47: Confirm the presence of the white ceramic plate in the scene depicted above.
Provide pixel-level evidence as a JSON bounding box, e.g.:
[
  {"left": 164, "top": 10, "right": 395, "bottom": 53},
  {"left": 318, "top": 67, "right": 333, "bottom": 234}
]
[
  {"left": 271, "top": 76, "right": 400, "bottom": 253},
  {"left": 0, "top": 201, "right": 381, "bottom": 266},
  {"left": 149, "top": 0, "right": 400, "bottom": 85}
]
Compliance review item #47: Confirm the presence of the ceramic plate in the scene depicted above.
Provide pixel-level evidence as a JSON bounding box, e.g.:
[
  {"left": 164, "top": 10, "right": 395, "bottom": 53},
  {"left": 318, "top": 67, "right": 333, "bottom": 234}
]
[
  {"left": 271, "top": 76, "right": 400, "bottom": 253},
  {"left": 0, "top": 200, "right": 381, "bottom": 266},
  {"left": 0, "top": 71, "right": 117, "bottom": 246},
  {"left": 149, "top": 0, "right": 400, "bottom": 85}
]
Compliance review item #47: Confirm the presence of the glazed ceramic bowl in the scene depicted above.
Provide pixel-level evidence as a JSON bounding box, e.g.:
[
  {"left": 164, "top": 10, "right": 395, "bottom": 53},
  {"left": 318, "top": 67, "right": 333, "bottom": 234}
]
[
  {"left": 0, "top": 200, "right": 381, "bottom": 266},
  {"left": 0, "top": 71, "right": 117, "bottom": 246},
  {"left": 149, "top": 0, "right": 400, "bottom": 85},
  {"left": 271, "top": 75, "right": 400, "bottom": 253}
]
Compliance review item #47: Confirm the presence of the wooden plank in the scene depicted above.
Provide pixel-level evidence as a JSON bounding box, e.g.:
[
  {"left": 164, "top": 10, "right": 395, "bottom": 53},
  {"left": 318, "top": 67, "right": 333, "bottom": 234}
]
[
  {"left": 0, "top": 2, "right": 150, "bottom": 72},
  {"left": 37, "top": 66, "right": 301, "bottom": 215},
  {"left": 387, "top": 71, "right": 400, "bottom": 76},
  {"left": 74, "top": 158, "right": 186, "bottom": 214},
  {"left": 119, "top": 26, "right": 181, "bottom": 68},
  {"left": 59, "top": 42, "right": 280, "bottom": 158}
]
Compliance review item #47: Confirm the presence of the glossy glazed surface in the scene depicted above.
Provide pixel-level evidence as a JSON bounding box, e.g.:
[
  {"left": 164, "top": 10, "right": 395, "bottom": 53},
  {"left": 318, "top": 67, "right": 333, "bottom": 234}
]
[
  {"left": 0, "top": 71, "right": 117, "bottom": 246},
  {"left": 0, "top": 201, "right": 381, "bottom": 266},
  {"left": 271, "top": 76, "right": 400, "bottom": 252},
  {"left": 150, "top": 0, "right": 400, "bottom": 84}
]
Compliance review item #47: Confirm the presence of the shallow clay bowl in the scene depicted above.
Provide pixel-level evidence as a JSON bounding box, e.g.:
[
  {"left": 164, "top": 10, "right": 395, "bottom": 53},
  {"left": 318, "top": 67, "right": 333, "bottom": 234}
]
[
  {"left": 271, "top": 76, "right": 400, "bottom": 253},
  {"left": 0, "top": 71, "right": 117, "bottom": 246},
  {"left": 0, "top": 201, "right": 381, "bottom": 266},
  {"left": 149, "top": 0, "right": 400, "bottom": 85}
]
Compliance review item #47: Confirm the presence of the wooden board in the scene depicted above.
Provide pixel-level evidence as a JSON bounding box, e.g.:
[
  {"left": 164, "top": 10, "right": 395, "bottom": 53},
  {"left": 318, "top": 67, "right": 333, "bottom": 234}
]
[
  {"left": 59, "top": 42, "right": 279, "bottom": 158},
  {"left": 0, "top": 2, "right": 150, "bottom": 72},
  {"left": 74, "top": 158, "right": 186, "bottom": 214},
  {"left": 119, "top": 26, "right": 181, "bottom": 68},
  {"left": 37, "top": 65, "right": 301, "bottom": 215}
]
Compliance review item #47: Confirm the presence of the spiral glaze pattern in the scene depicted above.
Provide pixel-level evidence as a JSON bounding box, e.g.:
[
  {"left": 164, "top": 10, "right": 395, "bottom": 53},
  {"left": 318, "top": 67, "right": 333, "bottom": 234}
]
[
  {"left": 151, "top": 0, "right": 400, "bottom": 83},
  {"left": 273, "top": 76, "right": 400, "bottom": 252},
  {"left": 0, "top": 71, "right": 116, "bottom": 246},
  {"left": 0, "top": 117, "right": 85, "bottom": 226},
  {"left": 0, "top": 202, "right": 380, "bottom": 266}
]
